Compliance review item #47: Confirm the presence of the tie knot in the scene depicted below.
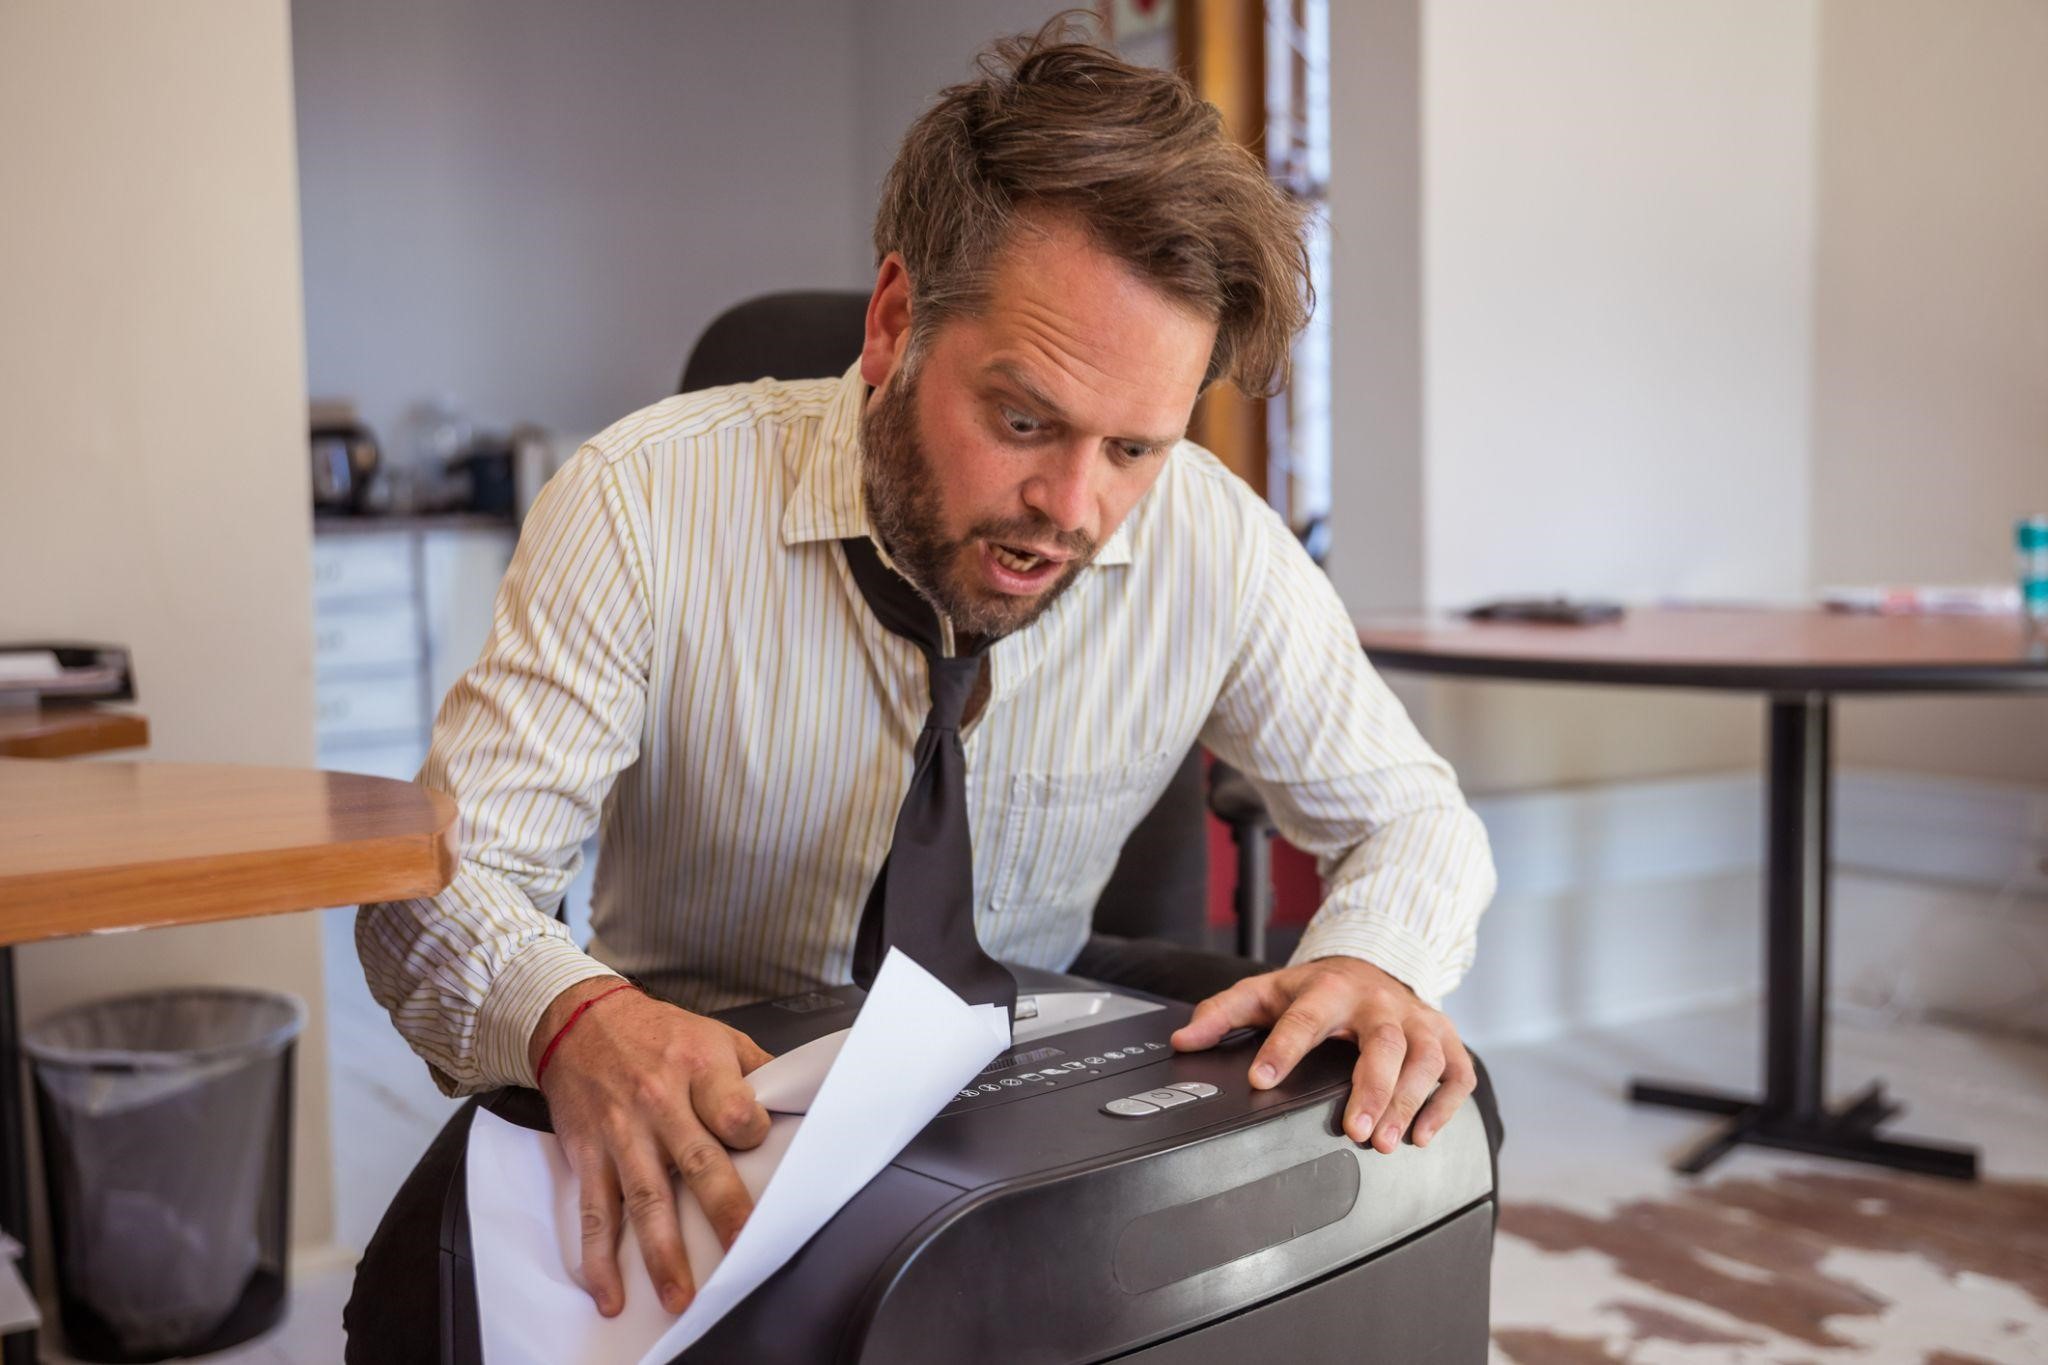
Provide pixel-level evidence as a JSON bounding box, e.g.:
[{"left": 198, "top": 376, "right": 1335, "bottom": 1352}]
[{"left": 925, "top": 654, "right": 981, "bottom": 731}]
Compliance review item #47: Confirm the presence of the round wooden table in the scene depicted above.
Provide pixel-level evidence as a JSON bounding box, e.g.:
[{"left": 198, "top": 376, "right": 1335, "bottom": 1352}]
[
  {"left": 0, "top": 758, "right": 456, "bottom": 1362},
  {"left": 1356, "top": 608, "right": 2048, "bottom": 1181}
]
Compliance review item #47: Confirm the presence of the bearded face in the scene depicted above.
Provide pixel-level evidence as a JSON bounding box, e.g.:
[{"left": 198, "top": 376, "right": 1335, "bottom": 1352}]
[
  {"left": 859, "top": 353, "right": 1097, "bottom": 642},
  {"left": 851, "top": 217, "right": 1214, "bottom": 642}
]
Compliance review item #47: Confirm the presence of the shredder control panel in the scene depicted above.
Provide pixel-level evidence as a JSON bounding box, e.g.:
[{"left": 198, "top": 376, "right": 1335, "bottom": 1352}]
[{"left": 939, "top": 1034, "right": 1176, "bottom": 1115}]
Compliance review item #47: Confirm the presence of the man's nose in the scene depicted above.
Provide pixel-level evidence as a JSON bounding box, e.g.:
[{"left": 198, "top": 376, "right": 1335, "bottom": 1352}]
[{"left": 1019, "top": 442, "right": 1097, "bottom": 538}]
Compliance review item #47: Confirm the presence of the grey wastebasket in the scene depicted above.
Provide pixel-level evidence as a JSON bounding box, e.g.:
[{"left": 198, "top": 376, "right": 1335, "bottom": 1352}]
[{"left": 25, "top": 988, "right": 304, "bottom": 1363}]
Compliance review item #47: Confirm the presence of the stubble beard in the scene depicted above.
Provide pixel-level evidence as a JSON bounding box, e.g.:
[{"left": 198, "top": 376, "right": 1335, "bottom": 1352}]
[{"left": 859, "top": 360, "right": 1094, "bottom": 642}]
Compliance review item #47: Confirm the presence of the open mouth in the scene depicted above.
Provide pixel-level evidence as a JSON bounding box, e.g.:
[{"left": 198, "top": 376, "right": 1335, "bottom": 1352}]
[
  {"left": 981, "top": 540, "right": 1066, "bottom": 594},
  {"left": 990, "top": 543, "right": 1050, "bottom": 573}
]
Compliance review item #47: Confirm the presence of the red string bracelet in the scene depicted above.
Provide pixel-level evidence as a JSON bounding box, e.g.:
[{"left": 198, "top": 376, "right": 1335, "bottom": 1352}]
[{"left": 535, "top": 981, "right": 641, "bottom": 1086}]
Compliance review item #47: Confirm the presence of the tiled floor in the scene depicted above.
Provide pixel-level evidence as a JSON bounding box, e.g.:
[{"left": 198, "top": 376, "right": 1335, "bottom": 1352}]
[{"left": 106, "top": 985, "right": 2045, "bottom": 1363}]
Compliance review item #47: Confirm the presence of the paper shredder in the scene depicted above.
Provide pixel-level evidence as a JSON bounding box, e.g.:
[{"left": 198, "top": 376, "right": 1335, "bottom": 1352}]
[{"left": 439, "top": 966, "right": 1496, "bottom": 1363}]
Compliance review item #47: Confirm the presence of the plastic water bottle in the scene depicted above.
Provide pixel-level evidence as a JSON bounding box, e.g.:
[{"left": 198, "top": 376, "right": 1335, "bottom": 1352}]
[{"left": 2021, "top": 515, "right": 2048, "bottom": 623}]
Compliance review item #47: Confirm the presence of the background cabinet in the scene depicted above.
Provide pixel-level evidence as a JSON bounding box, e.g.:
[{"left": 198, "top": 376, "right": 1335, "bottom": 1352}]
[{"left": 312, "top": 519, "right": 514, "bottom": 781}]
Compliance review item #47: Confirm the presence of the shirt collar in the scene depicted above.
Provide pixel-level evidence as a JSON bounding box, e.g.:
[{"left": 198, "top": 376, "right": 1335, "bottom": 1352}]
[
  {"left": 779, "top": 362, "right": 1133, "bottom": 567},
  {"left": 779, "top": 362, "right": 872, "bottom": 547}
]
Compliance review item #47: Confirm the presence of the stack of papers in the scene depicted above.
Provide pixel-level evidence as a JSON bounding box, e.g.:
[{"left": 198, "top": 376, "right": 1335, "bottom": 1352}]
[
  {"left": 0, "top": 645, "right": 132, "bottom": 702},
  {"left": 465, "top": 950, "right": 1011, "bottom": 1364}
]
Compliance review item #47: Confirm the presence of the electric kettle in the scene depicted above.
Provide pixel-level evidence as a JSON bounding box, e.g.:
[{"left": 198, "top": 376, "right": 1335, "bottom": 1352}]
[{"left": 310, "top": 420, "right": 381, "bottom": 514}]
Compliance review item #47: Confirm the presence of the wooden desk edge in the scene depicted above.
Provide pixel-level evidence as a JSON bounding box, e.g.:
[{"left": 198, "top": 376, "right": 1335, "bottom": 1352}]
[{"left": 0, "top": 791, "right": 459, "bottom": 948}]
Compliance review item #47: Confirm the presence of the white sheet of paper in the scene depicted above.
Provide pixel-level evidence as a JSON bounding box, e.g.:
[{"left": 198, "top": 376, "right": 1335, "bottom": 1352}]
[
  {"left": 744, "top": 1027, "right": 849, "bottom": 1115},
  {"left": 467, "top": 950, "right": 1011, "bottom": 1364},
  {"left": 0, "top": 1256, "right": 39, "bottom": 1336}
]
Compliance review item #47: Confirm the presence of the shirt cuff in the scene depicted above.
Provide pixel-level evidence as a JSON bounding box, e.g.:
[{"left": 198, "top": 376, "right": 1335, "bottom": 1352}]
[
  {"left": 1287, "top": 914, "right": 1460, "bottom": 1009},
  {"left": 476, "top": 936, "right": 625, "bottom": 1090}
]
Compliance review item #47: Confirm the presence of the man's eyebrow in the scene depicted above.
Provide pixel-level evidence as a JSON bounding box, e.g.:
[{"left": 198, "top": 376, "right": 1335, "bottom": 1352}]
[{"left": 985, "top": 363, "right": 1184, "bottom": 450}]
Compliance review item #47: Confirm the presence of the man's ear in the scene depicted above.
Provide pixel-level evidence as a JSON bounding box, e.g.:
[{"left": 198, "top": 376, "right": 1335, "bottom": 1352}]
[{"left": 860, "top": 254, "right": 913, "bottom": 388}]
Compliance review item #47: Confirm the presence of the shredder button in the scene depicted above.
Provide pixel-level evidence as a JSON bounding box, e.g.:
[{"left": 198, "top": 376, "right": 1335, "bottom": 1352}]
[
  {"left": 1136, "top": 1088, "right": 1196, "bottom": 1109},
  {"left": 1167, "top": 1081, "right": 1219, "bottom": 1098},
  {"left": 1102, "top": 1097, "right": 1161, "bottom": 1118}
]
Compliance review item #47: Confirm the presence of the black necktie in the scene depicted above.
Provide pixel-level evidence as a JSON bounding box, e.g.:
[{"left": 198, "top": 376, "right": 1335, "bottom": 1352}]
[{"left": 840, "top": 535, "right": 1017, "bottom": 1015}]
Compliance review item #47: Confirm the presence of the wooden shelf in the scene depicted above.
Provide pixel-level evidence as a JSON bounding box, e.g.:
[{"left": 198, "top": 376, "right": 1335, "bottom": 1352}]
[{"left": 0, "top": 705, "right": 148, "bottom": 759}]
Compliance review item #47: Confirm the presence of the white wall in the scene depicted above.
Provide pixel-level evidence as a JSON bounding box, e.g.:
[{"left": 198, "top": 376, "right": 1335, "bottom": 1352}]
[
  {"left": 292, "top": 0, "right": 873, "bottom": 454},
  {"left": 1325, "top": 0, "right": 1427, "bottom": 616},
  {"left": 1422, "top": 0, "right": 1820, "bottom": 612},
  {"left": 850, "top": 0, "right": 1075, "bottom": 238},
  {"left": 1329, "top": 1, "right": 1823, "bottom": 620},
  {"left": 1811, "top": 0, "right": 2048, "bottom": 786},
  {"left": 0, "top": 0, "right": 333, "bottom": 1249}
]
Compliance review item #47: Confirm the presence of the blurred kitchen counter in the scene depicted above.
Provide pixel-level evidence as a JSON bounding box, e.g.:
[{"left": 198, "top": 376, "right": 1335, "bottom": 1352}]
[{"left": 312, "top": 511, "right": 516, "bottom": 537}]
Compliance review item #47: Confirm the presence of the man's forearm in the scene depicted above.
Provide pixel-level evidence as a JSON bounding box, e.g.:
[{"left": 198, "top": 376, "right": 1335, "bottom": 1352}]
[
  {"left": 1288, "top": 800, "right": 1497, "bottom": 1008},
  {"left": 358, "top": 874, "right": 615, "bottom": 1094}
]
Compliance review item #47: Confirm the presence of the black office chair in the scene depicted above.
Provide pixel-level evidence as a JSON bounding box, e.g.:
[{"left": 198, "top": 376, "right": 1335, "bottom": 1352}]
[{"left": 678, "top": 291, "right": 1278, "bottom": 959}]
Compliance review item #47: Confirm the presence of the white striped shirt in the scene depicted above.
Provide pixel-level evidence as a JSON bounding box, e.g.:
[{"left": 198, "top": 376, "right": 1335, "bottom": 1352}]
[{"left": 360, "top": 365, "right": 1495, "bottom": 1095}]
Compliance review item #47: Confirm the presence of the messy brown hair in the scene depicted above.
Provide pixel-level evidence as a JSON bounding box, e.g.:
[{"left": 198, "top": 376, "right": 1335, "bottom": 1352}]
[{"left": 872, "top": 15, "right": 1313, "bottom": 397}]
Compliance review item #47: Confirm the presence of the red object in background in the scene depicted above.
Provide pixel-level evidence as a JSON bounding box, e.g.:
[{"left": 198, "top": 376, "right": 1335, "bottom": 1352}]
[{"left": 1203, "top": 811, "right": 1322, "bottom": 933}]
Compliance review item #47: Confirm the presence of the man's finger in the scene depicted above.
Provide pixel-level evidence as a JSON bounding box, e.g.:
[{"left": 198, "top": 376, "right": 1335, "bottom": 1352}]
[
  {"left": 566, "top": 1140, "right": 625, "bottom": 1316},
  {"left": 1342, "top": 1022, "right": 1409, "bottom": 1143},
  {"left": 1370, "top": 1027, "right": 1446, "bottom": 1154},
  {"left": 663, "top": 1116, "right": 756, "bottom": 1254},
  {"left": 1247, "top": 988, "right": 1346, "bottom": 1090},
  {"left": 1170, "top": 974, "right": 1287, "bottom": 1051},
  {"left": 691, "top": 1063, "right": 772, "bottom": 1152},
  {"left": 615, "top": 1136, "right": 695, "bottom": 1315},
  {"left": 1412, "top": 1045, "right": 1477, "bottom": 1148},
  {"left": 726, "top": 1027, "right": 773, "bottom": 1075}
]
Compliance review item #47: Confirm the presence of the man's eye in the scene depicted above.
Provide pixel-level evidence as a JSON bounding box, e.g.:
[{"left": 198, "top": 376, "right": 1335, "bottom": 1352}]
[{"left": 1001, "top": 407, "right": 1041, "bottom": 436}]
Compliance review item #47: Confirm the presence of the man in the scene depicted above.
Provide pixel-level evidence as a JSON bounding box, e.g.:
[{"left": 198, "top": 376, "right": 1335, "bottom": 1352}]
[{"left": 346, "top": 24, "right": 1496, "bottom": 1359}]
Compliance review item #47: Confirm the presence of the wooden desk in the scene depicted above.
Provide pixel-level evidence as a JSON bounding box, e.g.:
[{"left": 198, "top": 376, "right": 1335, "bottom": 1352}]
[
  {"left": 0, "top": 759, "right": 457, "bottom": 1362},
  {"left": 1357, "top": 608, "right": 2048, "bottom": 1181}
]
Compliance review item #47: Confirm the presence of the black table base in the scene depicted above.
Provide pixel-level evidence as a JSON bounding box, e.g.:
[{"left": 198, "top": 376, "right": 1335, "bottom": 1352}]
[
  {"left": 1, "top": 944, "right": 36, "bottom": 1363},
  {"left": 1628, "top": 1077, "right": 1976, "bottom": 1179},
  {"left": 1625, "top": 695, "right": 1980, "bottom": 1182}
]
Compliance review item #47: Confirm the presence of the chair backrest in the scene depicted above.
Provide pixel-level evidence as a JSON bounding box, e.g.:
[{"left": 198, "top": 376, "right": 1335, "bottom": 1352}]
[
  {"left": 680, "top": 291, "right": 870, "bottom": 395},
  {"left": 680, "top": 291, "right": 1209, "bottom": 946}
]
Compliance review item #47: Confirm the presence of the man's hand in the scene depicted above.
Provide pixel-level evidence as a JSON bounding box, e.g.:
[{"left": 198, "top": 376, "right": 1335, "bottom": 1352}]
[
  {"left": 1170, "top": 957, "right": 1473, "bottom": 1154},
  {"left": 530, "top": 980, "right": 773, "bottom": 1318}
]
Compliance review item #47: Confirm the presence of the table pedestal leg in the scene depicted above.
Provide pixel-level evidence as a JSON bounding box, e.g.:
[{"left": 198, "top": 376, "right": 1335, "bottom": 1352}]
[
  {"left": 2, "top": 945, "right": 37, "bottom": 1362},
  {"left": 1626, "top": 694, "right": 1978, "bottom": 1181}
]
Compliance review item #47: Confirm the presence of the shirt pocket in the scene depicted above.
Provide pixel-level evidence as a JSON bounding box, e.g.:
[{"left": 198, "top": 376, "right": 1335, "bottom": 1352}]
[{"left": 983, "top": 750, "right": 1179, "bottom": 920}]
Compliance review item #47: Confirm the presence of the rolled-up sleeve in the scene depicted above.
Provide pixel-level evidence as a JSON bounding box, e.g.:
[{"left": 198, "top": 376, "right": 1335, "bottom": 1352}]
[
  {"left": 356, "top": 444, "right": 654, "bottom": 1093},
  {"left": 1199, "top": 505, "right": 1495, "bottom": 1006}
]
